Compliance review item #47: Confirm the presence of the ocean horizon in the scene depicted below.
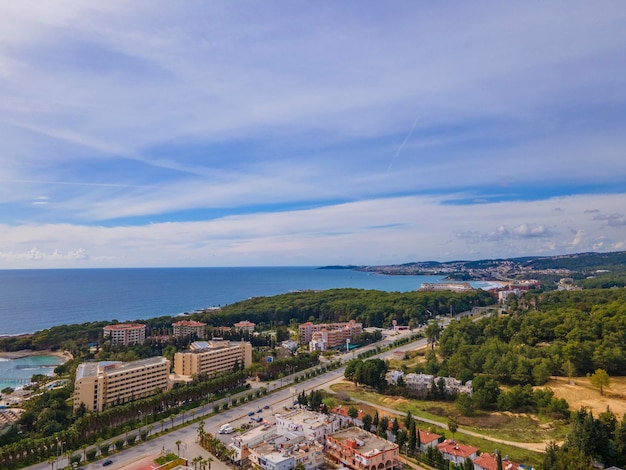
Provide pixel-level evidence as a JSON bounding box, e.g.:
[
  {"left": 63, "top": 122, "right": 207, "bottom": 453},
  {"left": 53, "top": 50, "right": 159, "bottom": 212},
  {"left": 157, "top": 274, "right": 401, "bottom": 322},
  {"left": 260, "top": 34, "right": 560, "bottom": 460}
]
[{"left": 0, "top": 266, "right": 497, "bottom": 336}]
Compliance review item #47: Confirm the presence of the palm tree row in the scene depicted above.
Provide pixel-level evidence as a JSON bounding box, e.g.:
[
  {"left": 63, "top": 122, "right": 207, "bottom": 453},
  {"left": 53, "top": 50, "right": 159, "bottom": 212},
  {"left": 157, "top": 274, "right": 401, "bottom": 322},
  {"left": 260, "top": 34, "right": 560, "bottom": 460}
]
[{"left": 0, "top": 369, "right": 248, "bottom": 469}]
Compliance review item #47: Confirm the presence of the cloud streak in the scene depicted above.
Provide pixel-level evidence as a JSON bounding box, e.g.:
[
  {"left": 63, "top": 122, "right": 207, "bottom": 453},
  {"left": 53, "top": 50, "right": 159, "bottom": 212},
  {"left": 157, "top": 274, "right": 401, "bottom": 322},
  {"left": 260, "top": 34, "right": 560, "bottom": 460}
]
[{"left": 0, "top": 1, "right": 625, "bottom": 267}]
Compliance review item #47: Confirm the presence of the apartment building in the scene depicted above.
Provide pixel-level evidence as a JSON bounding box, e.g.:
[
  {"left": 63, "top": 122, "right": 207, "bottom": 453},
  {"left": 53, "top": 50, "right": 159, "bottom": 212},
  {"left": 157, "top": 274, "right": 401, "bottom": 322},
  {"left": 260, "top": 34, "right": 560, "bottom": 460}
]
[
  {"left": 73, "top": 356, "right": 171, "bottom": 412},
  {"left": 248, "top": 436, "right": 324, "bottom": 470},
  {"left": 173, "top": 339, "right": 252, "bottom": 377},
  {"left": 275, "top": 409, "right": 339, "bottom": 443},
  {"left": 325, "top": 427, "right": 400, "bottom": 470},
  {"left": 232, "top": 409, "right": 332, "bottom": 468},
  {"left": 172, "top": 320, "right": 206, "bottom": 338},
  {"left": 299, "top": 320, "right": 362, "bottom": 349},
  {"left": 233, "top": 320, "right": 256, "bottom": 334},
  {"left": 103, "top": 323, "right": 146, "bottom": 345}
]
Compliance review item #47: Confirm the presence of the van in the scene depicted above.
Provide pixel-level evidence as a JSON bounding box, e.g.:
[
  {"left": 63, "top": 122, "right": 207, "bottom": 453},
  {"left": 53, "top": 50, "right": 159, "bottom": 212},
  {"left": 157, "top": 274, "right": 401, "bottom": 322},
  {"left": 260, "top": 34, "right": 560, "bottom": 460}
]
[{"left": 219, "top": 424, "right": 234, "bottom": 434}]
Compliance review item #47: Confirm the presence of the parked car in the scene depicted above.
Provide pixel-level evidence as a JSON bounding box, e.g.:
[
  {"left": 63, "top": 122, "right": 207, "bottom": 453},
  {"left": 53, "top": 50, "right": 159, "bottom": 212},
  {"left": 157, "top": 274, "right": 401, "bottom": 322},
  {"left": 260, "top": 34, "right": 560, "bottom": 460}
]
[
  {"left": 263, "top": 405, "right": 270, "bottom": 409},
  {"left": 257, "top": 409, "right": 262, "bottom": 413},
  {"left": 248, "top": 411, "right": 255, "bottom": 416},
  {"left": 103, "top": 460, "right": 113, "bottom": 467}
]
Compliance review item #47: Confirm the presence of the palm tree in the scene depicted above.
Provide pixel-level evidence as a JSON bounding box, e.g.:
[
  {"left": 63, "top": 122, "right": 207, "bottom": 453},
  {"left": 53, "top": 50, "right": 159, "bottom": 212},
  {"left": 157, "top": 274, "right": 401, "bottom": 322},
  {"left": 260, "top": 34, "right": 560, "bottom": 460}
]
[
  {"left": 207, "top": 456, "right": 214, "bottom": 470},
  {"left": 160, "top": 419, "right": 165, "bottom": 433},
  {"left": 192, "top": 456, "right": 202, "bottom": 470},
  {"left": 175, "top": 440, "right": 182, "bottom": 456},
  {"left": 48, "top": 456, "right": 56, "bottom": 470}
]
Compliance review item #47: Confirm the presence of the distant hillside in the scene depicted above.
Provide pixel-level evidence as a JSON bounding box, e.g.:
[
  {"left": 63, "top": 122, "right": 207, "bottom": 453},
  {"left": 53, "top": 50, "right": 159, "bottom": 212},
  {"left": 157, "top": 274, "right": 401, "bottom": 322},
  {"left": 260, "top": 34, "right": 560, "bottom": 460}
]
[{"left": 322, "top": 251, "right": 626, "bottom": 283}]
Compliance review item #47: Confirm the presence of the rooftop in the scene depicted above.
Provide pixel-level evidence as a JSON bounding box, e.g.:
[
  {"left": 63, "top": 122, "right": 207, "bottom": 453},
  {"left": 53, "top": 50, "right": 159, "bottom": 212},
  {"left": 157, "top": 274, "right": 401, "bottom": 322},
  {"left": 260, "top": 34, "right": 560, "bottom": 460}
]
[
  {"left": 104, "top": 323, "right": 145, "bottom": 330},
  {"left": 328, "top": 427, "right": 397, "bottom": 456},
  {"left": 172, "top": 320, "right": 206, "bottom": 327},
  {"left": 437, "top": 439, "right": 479, "bottom": 459}
]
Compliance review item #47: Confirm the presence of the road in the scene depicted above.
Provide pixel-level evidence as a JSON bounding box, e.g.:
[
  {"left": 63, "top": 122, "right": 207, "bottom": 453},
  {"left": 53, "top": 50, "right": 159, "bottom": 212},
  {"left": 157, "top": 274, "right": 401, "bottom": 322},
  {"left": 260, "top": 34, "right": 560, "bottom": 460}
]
[{"left": 38, "top": 322, "right": 532, "bottom": 470}]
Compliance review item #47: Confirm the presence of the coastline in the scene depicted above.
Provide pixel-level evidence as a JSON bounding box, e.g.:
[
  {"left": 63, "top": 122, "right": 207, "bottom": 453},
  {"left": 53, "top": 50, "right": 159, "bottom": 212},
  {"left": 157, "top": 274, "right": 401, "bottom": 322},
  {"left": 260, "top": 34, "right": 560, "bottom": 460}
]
[{"left": 0, "top": 349, "right": 73, "bottom": 362}]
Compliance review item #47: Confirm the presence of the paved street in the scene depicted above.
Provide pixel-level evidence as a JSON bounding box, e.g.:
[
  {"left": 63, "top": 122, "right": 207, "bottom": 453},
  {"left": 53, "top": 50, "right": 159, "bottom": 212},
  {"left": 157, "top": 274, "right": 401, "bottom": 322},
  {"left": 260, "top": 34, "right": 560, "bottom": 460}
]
[{"left": 29, "top": 328, "right": 425, "bottom": 470}]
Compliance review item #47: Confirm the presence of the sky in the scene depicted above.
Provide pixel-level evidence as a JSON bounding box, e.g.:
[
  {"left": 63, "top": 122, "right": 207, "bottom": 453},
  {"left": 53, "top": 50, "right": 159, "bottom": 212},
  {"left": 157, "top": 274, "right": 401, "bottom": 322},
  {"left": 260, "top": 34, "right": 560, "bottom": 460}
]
[{"left": 1, "top": 1, "right": 625, "bottom": 268}]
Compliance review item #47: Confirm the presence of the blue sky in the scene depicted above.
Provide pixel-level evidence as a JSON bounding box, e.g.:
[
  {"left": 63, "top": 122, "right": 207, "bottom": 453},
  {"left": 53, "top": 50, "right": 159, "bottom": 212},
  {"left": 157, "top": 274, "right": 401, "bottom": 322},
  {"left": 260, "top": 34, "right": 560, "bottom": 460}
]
[{"left": 1, "top": 1, "right": 625, "bottom": 268}]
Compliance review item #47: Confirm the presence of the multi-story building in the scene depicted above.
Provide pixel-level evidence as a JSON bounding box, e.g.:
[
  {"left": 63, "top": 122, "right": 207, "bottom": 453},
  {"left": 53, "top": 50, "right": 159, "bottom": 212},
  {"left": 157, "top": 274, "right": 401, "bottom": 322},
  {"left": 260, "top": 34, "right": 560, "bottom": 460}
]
[
  {"left": 299, "top": 320, "right": 362, "bottom": 350},
  {"left": 73, "top": 357, "right": 171, "bottom": 412},
  {"left": 103, "top": 323, "right": 146, "bottom": 345},
  {"left": 325, "top": 427, "right": 400, "bottom": 470},
  {"left": 234, "top": 320, "right": 256, "bottom": 334},
  {"left": 248, "top": 436, "right": 324, "bottom": 470},
  {"left": 275, "top": 409, "right": 339, "bottom": 443},
  {"left": 173, "top": 339, "right": 252, "bottom": 377},
  {"left": 172, "top": 320, "right": 206, "bottom": 338}
]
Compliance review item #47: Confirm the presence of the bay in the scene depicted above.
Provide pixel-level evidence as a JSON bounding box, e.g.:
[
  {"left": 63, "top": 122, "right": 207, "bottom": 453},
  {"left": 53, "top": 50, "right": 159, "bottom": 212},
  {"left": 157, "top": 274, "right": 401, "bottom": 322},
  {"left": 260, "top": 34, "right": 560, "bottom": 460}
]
[{"left": 0, "top": 267, "right": 493, "bottom": 336}]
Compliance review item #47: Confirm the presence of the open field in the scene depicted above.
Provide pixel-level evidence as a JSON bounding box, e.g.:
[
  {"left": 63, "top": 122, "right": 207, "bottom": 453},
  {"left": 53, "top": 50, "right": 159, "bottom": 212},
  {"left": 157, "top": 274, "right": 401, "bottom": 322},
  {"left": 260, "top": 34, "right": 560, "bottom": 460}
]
[{"left": 546, "top": 375, "right": 626, "bottom": 418}]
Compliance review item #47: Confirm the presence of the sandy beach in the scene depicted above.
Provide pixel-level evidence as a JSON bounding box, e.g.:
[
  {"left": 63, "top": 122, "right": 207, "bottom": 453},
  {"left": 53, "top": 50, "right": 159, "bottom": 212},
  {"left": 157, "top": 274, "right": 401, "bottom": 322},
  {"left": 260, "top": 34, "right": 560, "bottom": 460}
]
[{"left": 0, "top": 349, "right": 73, "bottom": 362}]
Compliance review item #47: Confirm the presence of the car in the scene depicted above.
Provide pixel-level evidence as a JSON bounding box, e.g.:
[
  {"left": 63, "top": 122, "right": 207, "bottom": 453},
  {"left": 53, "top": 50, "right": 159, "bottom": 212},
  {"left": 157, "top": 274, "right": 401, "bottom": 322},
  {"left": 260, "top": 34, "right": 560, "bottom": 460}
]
[
  {"left": 103, "top": 460, "right": 113, "bottom": 467},
  {"left": 257, "top": 409, "right": 262, "bottom": 413},
  {"left": 263, "top": 405, "right": 270, "bottom": 409},
  {"left": 248, "top": 411, "right": 255, "bottom": 416}
]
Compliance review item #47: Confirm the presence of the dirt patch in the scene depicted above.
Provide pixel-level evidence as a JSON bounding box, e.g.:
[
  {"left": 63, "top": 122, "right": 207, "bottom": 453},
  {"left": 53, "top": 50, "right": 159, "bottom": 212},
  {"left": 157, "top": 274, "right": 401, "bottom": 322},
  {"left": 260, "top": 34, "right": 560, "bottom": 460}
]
[
  {"left": 426, "top": 406, "right": 446, "bottom": 417},
  {"left": 546, "top": 376, "right": 626, "bottom": 418}
]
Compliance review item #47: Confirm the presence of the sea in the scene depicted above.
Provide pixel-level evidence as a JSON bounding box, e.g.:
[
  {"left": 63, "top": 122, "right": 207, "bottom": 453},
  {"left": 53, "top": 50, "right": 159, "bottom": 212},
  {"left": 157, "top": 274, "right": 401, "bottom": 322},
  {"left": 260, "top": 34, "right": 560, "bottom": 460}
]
[
  {"left": 0, "top": 267, "right": 497, "bottom": 336},
  {"left": 0, "top": 267, "right": 499, "bottom": 390}
]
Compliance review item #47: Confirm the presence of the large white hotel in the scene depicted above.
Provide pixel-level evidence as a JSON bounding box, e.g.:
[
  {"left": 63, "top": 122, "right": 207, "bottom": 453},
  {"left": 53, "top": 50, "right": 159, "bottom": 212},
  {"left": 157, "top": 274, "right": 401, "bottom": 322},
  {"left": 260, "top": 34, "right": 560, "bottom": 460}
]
[{"left": 73, "top": 357, "right": 171, "bottom": 412}]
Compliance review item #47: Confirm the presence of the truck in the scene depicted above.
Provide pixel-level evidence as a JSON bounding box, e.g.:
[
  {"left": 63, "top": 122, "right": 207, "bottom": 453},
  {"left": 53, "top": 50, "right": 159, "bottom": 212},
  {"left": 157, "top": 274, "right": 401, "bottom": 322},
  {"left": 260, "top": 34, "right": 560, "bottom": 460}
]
[{"left": 219, "top": 423, "right": 235, "bottom": 434}]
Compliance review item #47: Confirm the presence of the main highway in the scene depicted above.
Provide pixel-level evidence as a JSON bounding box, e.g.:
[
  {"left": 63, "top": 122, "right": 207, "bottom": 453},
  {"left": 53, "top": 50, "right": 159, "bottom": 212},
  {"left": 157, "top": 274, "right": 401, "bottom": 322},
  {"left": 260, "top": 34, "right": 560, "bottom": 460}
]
[{"left": 31, "top": 327, "right": 430, "bottom": 470}]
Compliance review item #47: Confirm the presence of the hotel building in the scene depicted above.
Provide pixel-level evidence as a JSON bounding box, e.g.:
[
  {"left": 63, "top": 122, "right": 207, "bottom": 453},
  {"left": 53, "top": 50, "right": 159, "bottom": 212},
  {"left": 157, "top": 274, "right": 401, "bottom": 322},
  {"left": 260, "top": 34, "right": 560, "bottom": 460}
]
[
  {"left": 299, "top": 320, "right": 362, "bottom": 349},
  {"left": 173, "top": 339, "right": 252, "bottom": 377},
  {"left": 172, "top": 320, "right": 206, "bottom": 338},
  {"left": 325, "top": 427, "right": 400, "bottom": 470},
  {"left": 73, "top": 356, "right": 171, "bottom": 412},
  {"left": 233, "top": 320, "right": 256, "bottom": 334},
  {"left": 103, "top": 323, "right": 146, "bottom": 345}
]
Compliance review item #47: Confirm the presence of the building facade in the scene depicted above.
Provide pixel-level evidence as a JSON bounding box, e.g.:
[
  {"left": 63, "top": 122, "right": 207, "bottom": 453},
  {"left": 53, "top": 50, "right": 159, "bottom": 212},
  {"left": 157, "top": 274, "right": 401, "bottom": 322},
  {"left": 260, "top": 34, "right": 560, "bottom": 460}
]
[
  {"left": 299, "top": 320, "right": 362, "bottom": 350},
  {"left": 233, "top": 320, "right": 256, "bottom": 334},
  {"left": 325, "top": 427, "right": 400, "bottom": 470},
  {"left": 73, "top": 357, "right": 171, "bottom": 412},
  {"left": 172, "top": 320, "right": 206, "bottom": 338},
  {"left": 173, "top": 339, "right": 252, "bottom": 377},
  {"left": 437, "top": 440, "right": 479, "bottom": 466},
  {"left": 275, "top": 409, "right": 340, "bottom": 443},
  {"left": 103, "top": 323, "right": 146, "bottom": 345}
]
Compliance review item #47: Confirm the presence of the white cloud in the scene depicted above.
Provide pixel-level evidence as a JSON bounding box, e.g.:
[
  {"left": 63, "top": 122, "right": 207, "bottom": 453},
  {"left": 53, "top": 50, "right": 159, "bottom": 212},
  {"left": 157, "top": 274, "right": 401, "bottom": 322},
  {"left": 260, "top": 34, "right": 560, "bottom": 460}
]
[{"left": 0, "top": 192, "right": 622, "bottom": 268}]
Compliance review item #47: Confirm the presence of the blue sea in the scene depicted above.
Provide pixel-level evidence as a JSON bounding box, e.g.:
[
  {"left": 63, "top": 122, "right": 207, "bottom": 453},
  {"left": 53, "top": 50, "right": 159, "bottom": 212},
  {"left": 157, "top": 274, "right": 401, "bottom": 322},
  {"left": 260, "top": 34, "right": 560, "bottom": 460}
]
[
  {"left": 0, "top": 267, "right": 496, "bottom": 336},
  {"left": 0, "top": 355, "right": 64, "bottom": 391}
]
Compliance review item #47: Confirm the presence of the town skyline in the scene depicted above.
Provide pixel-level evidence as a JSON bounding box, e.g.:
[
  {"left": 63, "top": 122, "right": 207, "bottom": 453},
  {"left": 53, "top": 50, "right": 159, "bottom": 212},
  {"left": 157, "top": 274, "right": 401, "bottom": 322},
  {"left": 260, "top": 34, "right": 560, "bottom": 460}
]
[{"left": 1, "top": 2, "right": 625, "bottom": 268}]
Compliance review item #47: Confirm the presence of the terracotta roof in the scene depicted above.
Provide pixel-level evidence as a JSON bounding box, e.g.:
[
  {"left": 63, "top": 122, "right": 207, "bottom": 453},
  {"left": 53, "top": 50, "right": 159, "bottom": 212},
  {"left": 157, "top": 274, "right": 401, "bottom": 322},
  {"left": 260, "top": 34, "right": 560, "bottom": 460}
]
[
  {"left": 172, "top": 320, "right": 206, "bottom": 327},
  {"left": 103, "top": 323, "right": 145, "bottom": 330},
  {"left": 437, "top": 440, "right": 479, "bottom": 459},
  {"left": 418, "top": 429, "right": 441, "bottom": 445},
  {"left": 473, "top": 453, "right": 524, "bottom": 470}
]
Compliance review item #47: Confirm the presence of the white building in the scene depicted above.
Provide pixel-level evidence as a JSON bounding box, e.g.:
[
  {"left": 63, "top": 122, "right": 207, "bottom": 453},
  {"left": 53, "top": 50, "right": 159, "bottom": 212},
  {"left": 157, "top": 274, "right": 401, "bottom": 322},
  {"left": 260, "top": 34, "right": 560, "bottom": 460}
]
[
  {"left": 275, "top": 409, "right": 340, "bottom": 443},
  {"left": 385, "top": 370, "right": 404, "bottom": 385},
  {"left": 248, "top": 436, "right": 324, "bottom": 470},
  {"left": 404, "top": 373, "right": 434, "bottom": 391}
]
